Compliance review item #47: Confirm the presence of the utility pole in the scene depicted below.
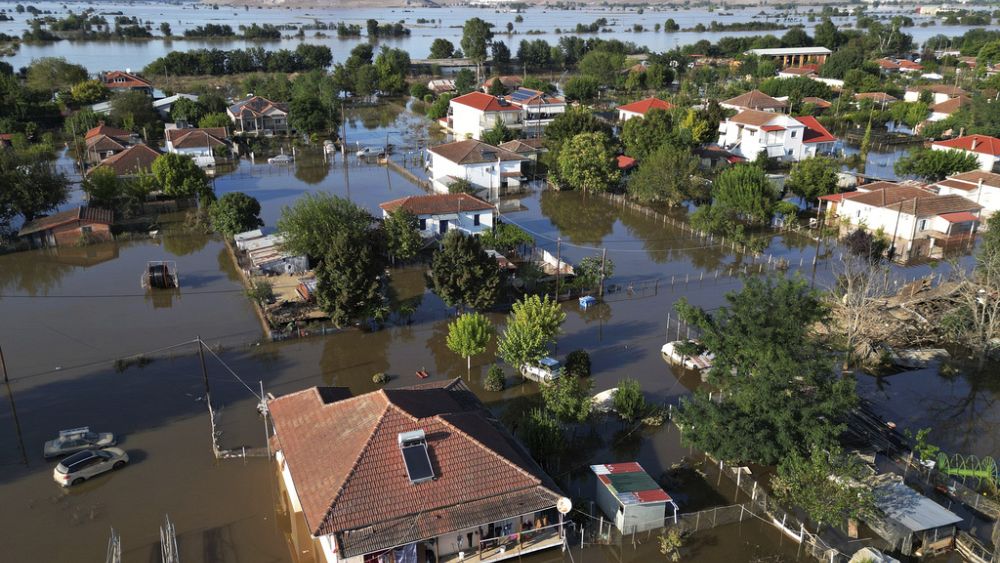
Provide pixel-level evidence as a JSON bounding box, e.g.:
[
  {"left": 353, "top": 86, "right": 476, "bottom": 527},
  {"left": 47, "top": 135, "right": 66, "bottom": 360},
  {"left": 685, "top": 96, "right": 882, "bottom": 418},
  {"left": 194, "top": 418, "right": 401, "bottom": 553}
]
[
  {"left": 555, "top": 237, "right": 562, "bottom": 299},
  {"left": 599, "top": 247, "right": 607, "bottom": 298},
  {"left": 0, "top": 344, "right": 7, "bottom": 383},
  {"left": 197, "top": 336, "right": 211, "bottom": 402}
]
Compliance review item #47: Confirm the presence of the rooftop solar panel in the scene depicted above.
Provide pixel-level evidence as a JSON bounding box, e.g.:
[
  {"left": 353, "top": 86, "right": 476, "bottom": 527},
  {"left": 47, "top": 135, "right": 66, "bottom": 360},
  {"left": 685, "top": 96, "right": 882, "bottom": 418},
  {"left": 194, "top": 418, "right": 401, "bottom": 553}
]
[
  {"left": 511, "top": 89, "right": 536, "bottom": 102},
  {"left": 402, "top": 443, "right": 434, "bottom": 484}
]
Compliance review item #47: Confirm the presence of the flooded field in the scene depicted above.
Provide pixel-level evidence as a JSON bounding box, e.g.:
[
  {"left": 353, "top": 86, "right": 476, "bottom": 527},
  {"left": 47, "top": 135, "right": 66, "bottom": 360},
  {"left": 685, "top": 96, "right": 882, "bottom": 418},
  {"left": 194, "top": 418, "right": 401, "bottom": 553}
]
[{"left": 1, "top": 102, "right": 997, "bottom": 562}]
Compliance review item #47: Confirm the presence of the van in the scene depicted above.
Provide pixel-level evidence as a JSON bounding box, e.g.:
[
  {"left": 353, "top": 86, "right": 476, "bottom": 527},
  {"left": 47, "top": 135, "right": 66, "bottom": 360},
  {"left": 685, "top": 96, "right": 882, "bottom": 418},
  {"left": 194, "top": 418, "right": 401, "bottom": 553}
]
[{"left": 520, "top": 357, "right": 562, "bottom": 382}]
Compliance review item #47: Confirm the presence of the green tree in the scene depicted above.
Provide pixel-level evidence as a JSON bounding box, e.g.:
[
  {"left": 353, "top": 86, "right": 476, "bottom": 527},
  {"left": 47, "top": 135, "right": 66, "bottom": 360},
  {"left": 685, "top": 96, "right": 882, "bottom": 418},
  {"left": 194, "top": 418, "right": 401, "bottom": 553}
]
[
  {"left": 564, "top": 350, "right": 591, "bottom": 378},
  {"left": 574, "top": 255, "right": 614, "bottom": 289},
  {"left": 446, "top": 312, "right": 495, "bottom": 376},
  {"left": 209, "top": 192, "right": 263, "bottom": 237},
  {"left": 613, "top": 378, "right": 646, "bottom": 421},
  {"left": 771, "top": 445, "right": 874, "bottom": 528},
  {"left": 429, "top": 38, "right": 455, "bottom": 59},
  {"left": 168, "top": 97, "right": 203, "bottom": 124},
  {"left": 520, "top": 408, "right": 564, "bottom": 463},
  {"left": 448, "top": 178, "right": 477, "bottom": 194},
  {"left": 383, "top": 208, "right": 422, "bottom": 264},
  {"left": 481, "top": 118, "right": 515, "bottom": 146},
  {"left": 277, "top": 192, "right": 375, "bottom": 259},
  {"left": 110, "top": 91, "right": 161, "bottom": 134},
  {"left": 621, "top": 108, "right": 674, "bottom": 161},
  {"left": 543, "top": 107, "right": 614, "bottom": 167},
  {"left": 558, "top": 132, "right": 620, "bottom": 192},
  {"left": 159, "top": 22, "right": 172, "bottom": 37},
  {"left": 246, "top": 279, "right": 275, "bottom": 306},
  {"left": 786, "top": 157, "right": 838, "bottom": 204},
  {"left": 198, "top": 113, "right": 231, "bottom": 128},
  {"left": 461, "top": 17, "right": 494, "bottom": 79},
  {"left": 26, "top": 57, "right": 88, "bottom": 95},
  {"left": 426, "top": 93, "right": 454, "bottom": 120},
  {"left": 895, "top": 148, "right": 980, "bottom": 181},
  {"left": 563, "top": 75, "right": 600, "bottom": 102},
  {"left": 69, "top": 80, "right": 110, "bottom": 105},
  {"left": 702, "top": 164, "right": 776, "bottom": 229},
  {"left": 454, "top": 68, "right": 476, "bottom": 95},
  {"left": 542, "top": 372, "right": 593, "bottom": 423},
  {"left": 151, "top": 153, "right": 211, "bottom": 199},
  {"left": 578, "top": 50, "right": 625, "bottom": 87},
  {"left": 485, "top": 364, "right": 506, "bottom": 391},
  {"left": 497, "top": 294, "right": 566, "bottom": 370},
  {"left": 479, "top": 222, "right": 533, "bottom": 254},
  {"left": 673, "top": 277, "right": 857, "bottom": 465},
  {"left": 374, "top": 46, "right": 410, "bottom": 94},
  {"left": 81, "top": 167, "right": 122, "bottom": 208},
  {"left": 315, "top": 230, "right": 386, "bottom": 327},
  {"left": 0, "top": 152, "right": 69, "bottom": 224},
  {"left": 627, "top": 144, "right": 700, "bottom": 205},
  {"left": 430, "top": 231, "right": 501, "bottom": 311}
]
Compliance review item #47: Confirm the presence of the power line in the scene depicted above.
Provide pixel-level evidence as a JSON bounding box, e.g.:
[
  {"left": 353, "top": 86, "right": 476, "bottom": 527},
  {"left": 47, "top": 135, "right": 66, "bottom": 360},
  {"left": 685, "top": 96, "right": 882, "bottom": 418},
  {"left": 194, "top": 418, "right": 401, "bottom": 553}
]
[{"left": 0, "top": 288, "right": 247, "bottom": 299}]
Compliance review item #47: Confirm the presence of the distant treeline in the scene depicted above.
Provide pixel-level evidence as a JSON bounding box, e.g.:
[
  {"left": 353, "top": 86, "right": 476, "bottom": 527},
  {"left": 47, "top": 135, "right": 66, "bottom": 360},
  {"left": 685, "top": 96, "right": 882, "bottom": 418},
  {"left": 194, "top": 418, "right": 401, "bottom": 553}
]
[
  {"left": 143, "top": 44, "right": 332, "bottom": 76},
  {"left": 183, "top": 23, "right": 282, "bottom": 40},
  {"left": 684, "top": 21, "right": 788, "bottom": 32}
]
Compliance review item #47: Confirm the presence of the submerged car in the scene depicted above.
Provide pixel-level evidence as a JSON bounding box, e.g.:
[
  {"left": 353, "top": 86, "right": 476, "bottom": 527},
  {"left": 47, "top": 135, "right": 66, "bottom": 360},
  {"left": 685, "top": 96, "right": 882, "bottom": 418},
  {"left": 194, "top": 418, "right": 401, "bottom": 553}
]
[
  {"left": 43, "top": 427, "right": 116, "bottom": 458},
  {"left": 520, "top": 356, "right": 563, "bottom": 383},
  {"left": 53, "top": 448, "right": 129, "bottom": 487}
]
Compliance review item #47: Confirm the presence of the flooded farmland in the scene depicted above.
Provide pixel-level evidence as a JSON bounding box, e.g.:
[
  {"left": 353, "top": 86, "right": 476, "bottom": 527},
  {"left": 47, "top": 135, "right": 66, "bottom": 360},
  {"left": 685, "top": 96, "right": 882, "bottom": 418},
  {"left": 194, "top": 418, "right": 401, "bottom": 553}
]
[{"left": 1, "top": 99, "right": 997, "bottom": 563}]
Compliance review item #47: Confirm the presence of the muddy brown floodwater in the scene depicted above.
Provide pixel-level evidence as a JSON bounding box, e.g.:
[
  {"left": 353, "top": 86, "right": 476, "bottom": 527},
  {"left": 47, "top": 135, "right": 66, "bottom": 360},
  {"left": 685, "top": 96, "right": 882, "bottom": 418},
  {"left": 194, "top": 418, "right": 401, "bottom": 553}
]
[{"left": 0, "top": 105, "right": 995, "bottom": 563}]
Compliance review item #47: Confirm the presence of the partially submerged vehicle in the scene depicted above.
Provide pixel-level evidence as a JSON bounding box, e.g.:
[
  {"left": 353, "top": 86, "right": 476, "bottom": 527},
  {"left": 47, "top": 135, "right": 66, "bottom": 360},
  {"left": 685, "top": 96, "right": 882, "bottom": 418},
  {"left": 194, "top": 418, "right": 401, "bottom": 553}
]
[
  {"left": 44, "top": 427, "right": 116, "bottom": 459},
  {"left": 521, "top": 356, "right": 563, "bottom": 383}
]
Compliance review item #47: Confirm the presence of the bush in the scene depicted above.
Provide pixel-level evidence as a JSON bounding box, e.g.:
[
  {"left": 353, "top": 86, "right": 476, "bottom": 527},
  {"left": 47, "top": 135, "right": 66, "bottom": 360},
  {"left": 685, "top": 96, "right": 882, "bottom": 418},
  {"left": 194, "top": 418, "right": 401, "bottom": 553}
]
[
  {"left": 410, "top": 82, "right": 432, "bottom": 99},
  {"left": 613, "top": 378, "right": 645, "bottom": 421},
  {"left": 372, "top": 372, "right": 389, "bottom": 385},
  {"left": 485, "top": 364, "right": 506, "bottom": 391},
  {"left": 564, "top": 350, "right": 591, "bottom": 378}
]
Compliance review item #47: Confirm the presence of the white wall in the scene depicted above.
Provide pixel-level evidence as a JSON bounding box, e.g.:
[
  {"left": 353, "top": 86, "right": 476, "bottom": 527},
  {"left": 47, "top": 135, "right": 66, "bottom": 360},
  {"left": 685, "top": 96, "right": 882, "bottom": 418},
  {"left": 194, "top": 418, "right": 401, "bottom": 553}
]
[
  {"left": 931, "top": 145, "right": 999, "bottom": 172},
  {"left": 618, "top": 109, "right": 642, "bottom": 121},
  {"left": 718, "top": 121, "right": 805, "bottom": 161},
  {"left": 382, "top": 208, "right": 494, "bottom": 237},
  {"left": 430, "top": 153, "right": 522, "bottom": 192},
  {"left": 937, "top": 185, "right": 1000, "bottom": 218}
]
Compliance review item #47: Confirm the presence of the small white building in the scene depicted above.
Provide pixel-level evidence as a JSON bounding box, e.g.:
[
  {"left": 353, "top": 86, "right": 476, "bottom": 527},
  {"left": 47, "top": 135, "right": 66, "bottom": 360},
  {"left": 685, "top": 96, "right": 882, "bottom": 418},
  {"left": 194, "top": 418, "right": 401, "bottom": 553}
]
[
  {"left": 927, "top": 96, "right": 970, "bottom": 123},
  {"left": 821, "top": 181, "right": 981, "bottom": 259},
  {"left": 903, "top": 85, "right": 968, "bottom": 105},
  {"left": 934, "top": 170, "right": 1000, "bottom": 219},
  {"left": 717, "top": 110, "right": 836, "bottom": 162},
  {"left": 427, "top": 139, "right": 526, "bottom": 194},
  {"left": 616, "top": 97, "right": 674, "bottom": 121},
  {"left": 931, "top": 135, "right": 1000, "bottom": 172},
  {"left": 379, "top": 193, "right": 495, "bottom": 237},
  {"left": 164, "top": 126, "right": 230, "bottom": 167},
  {"left": 446, "top": 91, "right": 524, "bottom": 140},
  {"left": 591, "top": 463, "right": 678, "bottom": 535}
]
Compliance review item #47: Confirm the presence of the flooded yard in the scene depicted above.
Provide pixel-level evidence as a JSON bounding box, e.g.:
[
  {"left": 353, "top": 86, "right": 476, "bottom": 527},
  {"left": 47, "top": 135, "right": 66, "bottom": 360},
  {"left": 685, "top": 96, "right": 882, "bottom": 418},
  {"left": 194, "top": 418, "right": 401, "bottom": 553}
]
[{"left": 1, "top": 104, "right": 997, "bottom": 563}]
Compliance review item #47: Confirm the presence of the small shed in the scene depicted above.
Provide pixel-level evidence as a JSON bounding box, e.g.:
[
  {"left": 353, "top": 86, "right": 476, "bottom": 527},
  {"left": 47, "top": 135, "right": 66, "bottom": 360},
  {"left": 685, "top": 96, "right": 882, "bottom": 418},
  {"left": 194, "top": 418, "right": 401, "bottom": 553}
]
[
  {"left": 18, "top": 206, "right": 114, "bottom": 248},
  {"left": 868, "top": 476, "right": 962, "bottom": 556},
  {"left": 591, "top": 463, "right": 677, "bottom": 534}
]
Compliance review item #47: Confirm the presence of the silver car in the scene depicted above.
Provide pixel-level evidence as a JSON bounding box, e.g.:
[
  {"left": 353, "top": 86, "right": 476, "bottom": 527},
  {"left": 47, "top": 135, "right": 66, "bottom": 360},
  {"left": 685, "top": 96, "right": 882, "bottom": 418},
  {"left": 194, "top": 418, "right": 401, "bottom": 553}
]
[
  {"left": 52, "top": 448, "right": 129, "bottom": 487},
  {"left": 44, "top": 427, "right": 116, "bottom": 458}
]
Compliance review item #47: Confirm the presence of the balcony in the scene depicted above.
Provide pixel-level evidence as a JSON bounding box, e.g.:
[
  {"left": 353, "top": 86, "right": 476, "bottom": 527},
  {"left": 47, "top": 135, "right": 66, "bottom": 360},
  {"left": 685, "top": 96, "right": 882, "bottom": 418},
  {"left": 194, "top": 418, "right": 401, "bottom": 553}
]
[{"left": 438, "top": 524, "right": 563, "bottom": 563}]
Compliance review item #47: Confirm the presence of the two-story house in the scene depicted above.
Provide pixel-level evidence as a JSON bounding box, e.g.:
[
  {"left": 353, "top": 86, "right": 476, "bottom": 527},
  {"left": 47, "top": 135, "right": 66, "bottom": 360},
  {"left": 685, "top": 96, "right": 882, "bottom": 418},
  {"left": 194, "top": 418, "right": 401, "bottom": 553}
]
[
  {"left": 101, "top": 70, "right": 154, "bottom": 97},
  {"left": 380, "top": 193, "right": 495, "bottom": 237},
  {"left": 427, "top": 139, "right": 526, "bottom": 194},
  {"left": 227, "top": 95, "right": 290, "bottom": 135},
  {"left": 164, "top": 126, "right": 230, "bottom": 167},
  {"left": 717, "top": 110, "right": 836, "bottom": 162},
  {"left": 933, "top": 170, "right": 1000, "bottom": 219},
  {"left": 84, "top": 122, "right": 139, "bottom": 164},
  {"left": 720, "top": 89, "right": 787, "bottom": 113},
  {"left": 931, "top": 135, "right": 1000, "bottom": 172},
  {"left": 268, "top": 379, "right": 566, "bottom": 563},
  {"left": 510, "top": 88, "right": 566, "bottom": 138},
  {"left": 445, "top": 92, "right": 523, "bottom": 140}
]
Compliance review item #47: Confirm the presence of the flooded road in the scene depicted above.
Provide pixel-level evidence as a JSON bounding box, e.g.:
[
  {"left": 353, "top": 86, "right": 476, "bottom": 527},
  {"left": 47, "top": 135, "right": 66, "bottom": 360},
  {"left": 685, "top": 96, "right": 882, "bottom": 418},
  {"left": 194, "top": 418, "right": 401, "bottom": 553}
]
[{"left": 1, "top": 104, "right": 996, "bottom": 562}]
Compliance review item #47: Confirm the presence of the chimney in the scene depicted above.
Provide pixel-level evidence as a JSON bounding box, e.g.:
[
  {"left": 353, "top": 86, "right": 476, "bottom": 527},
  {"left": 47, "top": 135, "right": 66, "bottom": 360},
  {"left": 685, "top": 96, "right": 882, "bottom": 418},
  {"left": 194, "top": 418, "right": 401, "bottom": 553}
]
[{"left": 971, "top": 137, "right": 979, "bottom": 150}]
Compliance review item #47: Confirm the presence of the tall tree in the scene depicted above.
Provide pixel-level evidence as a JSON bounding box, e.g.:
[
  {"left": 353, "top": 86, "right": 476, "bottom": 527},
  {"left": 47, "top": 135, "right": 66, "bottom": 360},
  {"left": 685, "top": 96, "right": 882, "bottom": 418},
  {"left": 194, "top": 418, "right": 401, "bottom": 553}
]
[
  {"left": 461, "top": 18, "right": 494, "bottom": 80},
  {"left": 429, "top": 38, "right": 455, "bottom": 59},
  {"left": 383, "top": 208, "right": 422, "bottom": 264},
  {"left": 541, "top": 372, "right": 593, "bottom": 423},
  {"left": 0, "top": 153, "right": 69, "bottom": 224},
  {"left": 151, "top": 154, "right": 212, "bottom": 199},
  {"left": 481, "top": 118, "right": 515, "bottom": 146},
  {"left": 209, "top": 192, "right": 263, "bottom": 237},
  {"left": 557, "top": 132, "right": 620, "bottom": 193},
  {"left": 673, "top": 277, "right": 857, "bottom": 465},
  {"left": 81, "top": 167, "right": 123, "bottom": 209},
  {"left": 894, "top": 148, "right": 980, "bottom": 181},
  {"left": 708, "top": 163, "right": 776, "bottom": 227},
  {"left": 772, "top": 446, "right": 874, "bottom": 529},
  {"left": 497, "top": 294, "right": 566, "bottom": 370},
  {"left": 620, "top": 108, "right": 674, "bottom": 161},
  {"left": 786, "top": 157, "right": 838, "bottom": 204},
  {"left": 626, "top": 144, "right": 700, "bottom": 205},
  {"left": 543, "top": 107, "right": 614, "bottom": 167},
  {"left": 446, "top": 312, "right": 495, "bottom": 376},
  {"left": 430, "top": 231, "right": 501, "bottom": 311},
  {"left": 26, "top": 57, "right": 88, "bottom": 96},
  {"left": 277, "top": 193, "right": 375, "bottom": 260},
  {"left": 315, "top": 230, "right": 386, "bottom": 327}
]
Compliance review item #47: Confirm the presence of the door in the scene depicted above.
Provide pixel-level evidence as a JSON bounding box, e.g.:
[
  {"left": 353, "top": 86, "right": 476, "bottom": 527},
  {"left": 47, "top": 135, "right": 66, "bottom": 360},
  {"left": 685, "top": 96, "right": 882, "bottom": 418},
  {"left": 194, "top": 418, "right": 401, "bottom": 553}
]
[{"left": 440, "top": 220, "right": 449, "bottom": 234}]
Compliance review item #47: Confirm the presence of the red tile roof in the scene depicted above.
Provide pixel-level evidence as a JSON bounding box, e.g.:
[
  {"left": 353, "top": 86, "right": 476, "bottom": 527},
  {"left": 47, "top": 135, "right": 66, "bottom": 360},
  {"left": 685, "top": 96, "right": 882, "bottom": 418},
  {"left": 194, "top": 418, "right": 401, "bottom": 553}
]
[
  {"left": 165, "top": 127, "right": 229, "bottom": 148},
  {"left": 268, "top": 379, "right": 561, "bottom": 556},
  {"left": 102, "top": 70, "right": 152, "bottom": 90},
  {"left": 846, "top": 183, "right": 934, "bottom": 208},
  {"left": 876, "top": 59, "right": 900, "bottom": 70},
  {"left": 93, "top": 144, "right": 161, "bottom": 176},
  {"left": 617, "top": 155, "right": 636, "bottom": 170},
  {"left": 760, "top": 125, "right": 785, "bottom": 132},
  {"left": 884, "top": 194, "right": 982, "bottom": 217},
  {"left": 931, "top": 96, "right": 970, "bottom": 115},
  {"left": 796, "top": 115, "right": 837, "bottom": 144},
  {"left": 939, "top": 211, "right": 979, "bottom": 223},
  {"left": 801, "top": 96, "right": 832, "bottom": 108},
  {"left": 450, "top": 91, "right": 521, "bottom": 112},
  {"left": 947, "top": 170, "right": 1000, "bottom": 188},
  {"left": 85, "top": 122, "right": 131, "bottom": 141},
  {"left": 617, "top": 96, "right": 674, "bottom": 115},
  {"left": 933, "top": 135, "right": 1000, "bottom": 157},
  {"left": 380, "top": 193, "right": 494, "bottom": 215},
  {"left": 780, "top": 66, "right": 816, "bottom": 75},
  {"left": 898, "top": 60, "right": 923, "bottom": 70},
  {"left": 721, "top": 89, "right": 786, "bottom": 111},
  {"left": 428, "top": 139, "right": 525, "bottom": 165},
  {"left": 18, "top": 206, "right": 113, "bottom": 236}
]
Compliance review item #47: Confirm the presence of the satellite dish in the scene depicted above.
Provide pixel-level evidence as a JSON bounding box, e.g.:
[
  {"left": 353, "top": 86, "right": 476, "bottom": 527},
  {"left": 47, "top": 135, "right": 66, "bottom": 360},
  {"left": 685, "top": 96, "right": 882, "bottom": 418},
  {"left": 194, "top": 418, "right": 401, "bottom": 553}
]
[{"left": 557, "top": 497, "right": 573, "bottom": 514}]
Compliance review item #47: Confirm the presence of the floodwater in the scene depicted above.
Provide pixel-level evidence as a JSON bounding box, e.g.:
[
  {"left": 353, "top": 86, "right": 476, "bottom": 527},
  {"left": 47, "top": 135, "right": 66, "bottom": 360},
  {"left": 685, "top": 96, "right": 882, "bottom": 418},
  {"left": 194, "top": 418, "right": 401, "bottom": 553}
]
[
  {"left": 0, "top": 0, "right": 989, "bottom": 72},
  {"left": 0, "top": 105, "right": 995, "bottom": 562}
]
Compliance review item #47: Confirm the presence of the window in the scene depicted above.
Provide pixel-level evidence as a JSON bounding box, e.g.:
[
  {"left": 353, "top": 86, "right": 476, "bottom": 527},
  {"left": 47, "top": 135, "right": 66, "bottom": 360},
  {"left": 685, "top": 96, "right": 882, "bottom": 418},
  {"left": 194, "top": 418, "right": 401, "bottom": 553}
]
[
  {"left": 473, "top": 214, "right": 480, "bottom": 226},
  {"left": 81, "top": 226, "right": 93, "bottom": 234},
  {"left": 418, "top": 218, "right": 426, "bottom": 230},
  {"left": 919, "top": 219, "right": 927, "bottom": 231},
  {"left": 440, "top": 220, "right": 449, "bottom": 234},
  {"left": 791, "top": 131, "right": 797, "bottom": 138}
]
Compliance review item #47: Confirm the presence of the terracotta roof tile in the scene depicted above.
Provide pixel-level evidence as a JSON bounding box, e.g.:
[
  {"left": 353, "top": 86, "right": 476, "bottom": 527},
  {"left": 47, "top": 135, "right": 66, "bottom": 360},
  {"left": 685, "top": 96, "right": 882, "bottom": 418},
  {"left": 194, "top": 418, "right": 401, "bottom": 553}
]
[
  {"left": 721, "top": 89, "right": 786, "bottom": 110},
  {"left": 947, "top": 170, "right": 1000, "bottom": 188},
  {"left": 933, "top": 134, "right": 1000, "bottom": 157},
  {"left": 94, "top": 144, "right": 161, "bottom": 176},
  {"left": 884, "top": 193, "right": 982, "bottom": 216},
  {"left": 166, "top": 127, "right": 229, "bottom": 148},
  {"left": 617, "top": 97, "right": 674, "bottom": 115},
  {"left": 931, "top": 96, "right": 970, "bottom": 115},
  {"left": 728, "top": 109, "right": 785, "bottom": 127},
  {"left": 102, "top": 70, "right": 152, "bottom": 90},
  {"left": 847, "top": 183, "right": 934, "bottom": 208},
  {"left": 428, "top": 139, "right": 526, "bottom": 165},
  {"left": 450, "top": 91, "right": 521, "bottom": 112},
  {"left": 796, "top": 115, "right": 837, "bottom": 144},
  {"left": 380, "top": 194, "right": 494, "bottom": 215}
]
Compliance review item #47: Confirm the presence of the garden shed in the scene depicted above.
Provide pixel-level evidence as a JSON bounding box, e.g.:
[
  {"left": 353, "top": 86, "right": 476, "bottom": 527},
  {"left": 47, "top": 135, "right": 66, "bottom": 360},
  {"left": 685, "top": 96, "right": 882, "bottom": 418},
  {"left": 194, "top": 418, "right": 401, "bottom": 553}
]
[{"left": 591, "top": 462, "right": 678, "bottom": 534}]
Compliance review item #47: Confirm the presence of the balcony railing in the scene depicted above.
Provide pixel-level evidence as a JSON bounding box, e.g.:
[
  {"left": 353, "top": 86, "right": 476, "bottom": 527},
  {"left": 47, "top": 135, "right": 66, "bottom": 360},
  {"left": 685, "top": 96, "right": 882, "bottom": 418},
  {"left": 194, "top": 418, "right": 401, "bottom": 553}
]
[{"left": 438, "top": 522, "right": 563, "bottom": 563}]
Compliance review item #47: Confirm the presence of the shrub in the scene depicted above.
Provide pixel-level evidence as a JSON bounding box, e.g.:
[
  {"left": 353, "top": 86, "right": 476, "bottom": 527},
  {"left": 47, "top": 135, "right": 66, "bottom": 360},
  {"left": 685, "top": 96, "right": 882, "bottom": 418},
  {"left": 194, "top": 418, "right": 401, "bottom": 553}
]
[
  {"left": 372, "top": 372, "right": 389, "bottom": 385},
  {"left": 564, "top": 350, "right": 591, "bottom": 378},
  {"left": 485, "top": 364, "right": 506, "bottom": 391},
  {"left": 613, "top": 378, "right": 645, "bottom": 421}
]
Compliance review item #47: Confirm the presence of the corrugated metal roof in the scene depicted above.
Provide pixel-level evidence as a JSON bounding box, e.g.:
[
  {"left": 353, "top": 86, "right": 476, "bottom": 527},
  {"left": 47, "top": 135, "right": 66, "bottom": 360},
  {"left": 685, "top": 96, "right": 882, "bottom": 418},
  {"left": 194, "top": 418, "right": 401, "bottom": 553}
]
[{"left": 874, "top": 479, "right": 961, "bottom": 533}]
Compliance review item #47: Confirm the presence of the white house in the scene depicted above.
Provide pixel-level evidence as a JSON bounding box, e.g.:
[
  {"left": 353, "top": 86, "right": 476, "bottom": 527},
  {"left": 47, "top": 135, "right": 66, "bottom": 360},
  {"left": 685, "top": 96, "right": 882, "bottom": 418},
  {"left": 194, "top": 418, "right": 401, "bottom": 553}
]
[
  {"left": 904, "top": 85, "right": 968, "bottom": 105},
  {"left": 934, "top": 170, "right": 1000, "bottom": 219},
  {"left": 717, "top": 110, "right": 836, "bottom": 162},
  {"left": 927, "top": 96, "right": 970, "bottom": 122},
  {"left": 820, "top": 181, "right": 981, "bottom": 259},
  {"left": 720, "top": 90, "right": 787, "bottom": 113},
  {"left": 164, "top": 126, "right": 230, "bottom": 167},
  {"left": 931, "top": 135, "right": 1000, "bottom": 172},
  {"left": 446, "top": 91, "right": 524, "bottom": 140},
  {"left": 427, "top": 139, "right": 526, "bottom": 194},
  {"left": 227, "top": 95, "right": 290, "bottom": 135},
  {"left": 616, "top": 97, "right": 674, "bottom": 121},
  {"left": 379, "top": 193, "right": 495, "bottom": 237},
  {"left": 511, "top": 88, "right": 566, "bottom": 138}
]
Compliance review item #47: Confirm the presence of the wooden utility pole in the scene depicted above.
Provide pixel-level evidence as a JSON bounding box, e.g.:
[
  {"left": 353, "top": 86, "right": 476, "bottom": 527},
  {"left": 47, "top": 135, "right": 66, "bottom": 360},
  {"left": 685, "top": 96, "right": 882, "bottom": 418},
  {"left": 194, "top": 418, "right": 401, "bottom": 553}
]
[
  {"left": 197, "top": 336, "right": 211, "bottom": 401},
  {"left": 599, "top": 247, "right": 607, "bottom": 298},
  {"left": 555, "top": 237, "right": 562, "bottom": 299},
  {"left": 0, "top": 344, "right": 7, "bottom": 383}
]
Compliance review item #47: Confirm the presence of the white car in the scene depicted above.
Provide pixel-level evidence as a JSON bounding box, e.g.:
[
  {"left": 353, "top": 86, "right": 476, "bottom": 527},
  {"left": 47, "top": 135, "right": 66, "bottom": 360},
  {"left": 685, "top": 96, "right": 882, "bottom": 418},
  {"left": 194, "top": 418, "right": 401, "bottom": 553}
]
[
  {"left": 53, "top": 448, "right": 129, "bottom": 487},
  {"left": 44, "top": 427, "right": 116, "bottom": 459},
  {"left": 521, "top": 357, "right": 563, "bottom": 383},
  {"left": 356, "top": 146, "right": 385, "bottom": 158}
]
